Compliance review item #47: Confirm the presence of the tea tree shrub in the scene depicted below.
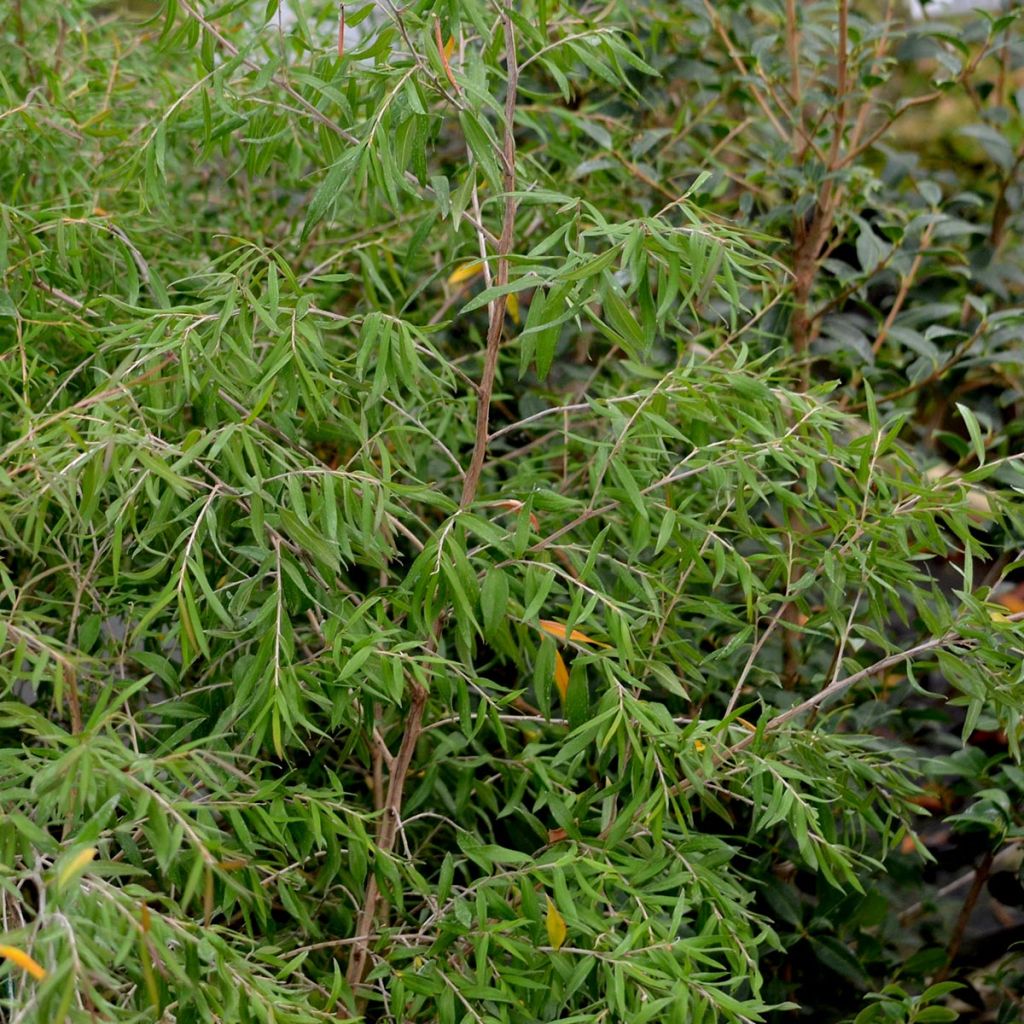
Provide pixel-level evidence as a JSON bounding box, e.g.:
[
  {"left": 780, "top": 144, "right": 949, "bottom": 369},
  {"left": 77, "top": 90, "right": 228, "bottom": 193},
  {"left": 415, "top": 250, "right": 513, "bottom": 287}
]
[{"left": 1, "top": 1, "right": 1022, "bottom": 1021}]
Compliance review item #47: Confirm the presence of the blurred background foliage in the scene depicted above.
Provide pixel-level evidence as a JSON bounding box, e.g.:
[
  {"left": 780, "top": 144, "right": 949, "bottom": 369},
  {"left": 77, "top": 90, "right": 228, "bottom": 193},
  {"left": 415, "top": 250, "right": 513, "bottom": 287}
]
[{"left": 1, "top": 0, "right": 1023, "bottom": 1021}]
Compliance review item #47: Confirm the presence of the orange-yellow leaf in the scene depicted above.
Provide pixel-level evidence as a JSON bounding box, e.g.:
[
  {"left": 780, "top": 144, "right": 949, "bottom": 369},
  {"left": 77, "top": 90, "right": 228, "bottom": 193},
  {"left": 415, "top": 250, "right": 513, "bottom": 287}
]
[
  {"left": 507, "top": 291, "right": 520, "bottom": 325},
  {"left": 538, "top": 620, "right": 610, "bottom": 648},
  {"left": 448, "top": 261, "right": 483, "bottom": 285},
  {"left": 434, "top": 18, "right": 460, "bottom": 92},
  {"left": 0, "top": 944, "right": 46, "bottom": 981},
  {"left": 545, "top": 896, "right": 567, "bottom": 951},
  {"left": 58, "top": 846, "right": 96, "bottom": 887},
  {"left": 554, "top": 651, "right": 569, "bottom": 703}
]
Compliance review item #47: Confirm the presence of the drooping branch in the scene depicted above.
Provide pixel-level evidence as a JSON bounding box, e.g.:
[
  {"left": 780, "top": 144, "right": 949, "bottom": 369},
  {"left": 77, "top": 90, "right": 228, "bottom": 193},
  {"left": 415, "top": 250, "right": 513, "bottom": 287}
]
[{"left": 664, "top": 608, "right": 1024, "bottom": 804}]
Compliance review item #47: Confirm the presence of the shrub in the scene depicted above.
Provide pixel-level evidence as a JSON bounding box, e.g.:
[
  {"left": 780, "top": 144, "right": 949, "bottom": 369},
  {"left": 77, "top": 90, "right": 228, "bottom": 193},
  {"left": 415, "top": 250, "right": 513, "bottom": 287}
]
[{"left": 1, "top": 1, "right": 1022, "bottom": 1021}]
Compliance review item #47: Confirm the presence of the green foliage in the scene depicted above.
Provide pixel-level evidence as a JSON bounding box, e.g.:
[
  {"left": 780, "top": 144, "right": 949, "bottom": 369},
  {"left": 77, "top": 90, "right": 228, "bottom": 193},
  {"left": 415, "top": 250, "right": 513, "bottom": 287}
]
[{"left": 1, "top": 1, "right": 1022, "bottom": 1021}]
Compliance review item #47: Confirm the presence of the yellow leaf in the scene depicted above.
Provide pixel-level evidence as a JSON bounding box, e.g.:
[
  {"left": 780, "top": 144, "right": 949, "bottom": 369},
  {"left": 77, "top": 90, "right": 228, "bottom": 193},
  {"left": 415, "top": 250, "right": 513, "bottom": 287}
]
[
  {"left": 538, "top": 619, "right": 610, "bottom": 648},
  {"left": 443, "top": 35, "right": 456, "bottom": 62},
  {"left": 0, "top": 944, "right": 46, "bottom": 981},
  {"left": 545, "top": 896, "right": 567, "bottom": 951},
  {"left": 58, "top": 846, "right": 96, "bottom": 888},
  {"left": 507, "top": 291, "right": 520, "bottom": 325},
  {"left": 447, "top": 261, "right": 483, "bottom": 285},
  {"left": 554, "top": 651, "right": 569, "bottom": 703}
]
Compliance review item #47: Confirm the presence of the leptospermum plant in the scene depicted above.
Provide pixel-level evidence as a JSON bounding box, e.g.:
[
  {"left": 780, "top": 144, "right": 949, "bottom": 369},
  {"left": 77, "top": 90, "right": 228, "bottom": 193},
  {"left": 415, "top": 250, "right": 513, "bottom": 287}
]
[{"left": 1, "top": 1, "right": 1022, "bottom": 1022}]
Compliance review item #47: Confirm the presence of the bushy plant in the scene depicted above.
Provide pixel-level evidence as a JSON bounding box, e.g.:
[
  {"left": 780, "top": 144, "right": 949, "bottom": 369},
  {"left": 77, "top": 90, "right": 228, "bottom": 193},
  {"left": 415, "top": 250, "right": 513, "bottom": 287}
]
[{"left": 1, "top": 1, "right": 1022, "bottom": 1021}]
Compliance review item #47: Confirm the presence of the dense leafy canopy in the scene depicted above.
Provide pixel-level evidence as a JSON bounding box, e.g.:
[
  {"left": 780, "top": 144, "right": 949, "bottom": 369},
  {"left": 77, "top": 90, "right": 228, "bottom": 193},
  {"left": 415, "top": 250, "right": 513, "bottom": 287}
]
[{"left": 1, "top": 1, "right": 1023, "bottom": 1022}]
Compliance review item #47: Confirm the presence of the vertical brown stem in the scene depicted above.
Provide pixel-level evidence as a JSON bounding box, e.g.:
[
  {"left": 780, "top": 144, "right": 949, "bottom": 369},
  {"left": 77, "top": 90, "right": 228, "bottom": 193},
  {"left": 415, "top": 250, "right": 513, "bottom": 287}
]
[
  {"left": 345, "top": 683, "right": 428, "bottom": 998},
  {"left": 791, "top": 0, "right": 849, "bottom": 387},
  {"left": 935, "top": 849, "right": 994, "bottom": 982},
  {"left": 64, "top": 663, "right": 83, "bottom": 735},
  {"left": 346, "top": 9, "right": 518, "bottom": 1004},
  {"left": 872, "top": 219, "right": 937, "bottom": 355},
  {"left": 459, "top": 10, "right": 518, "bottom": 509},
  {"left": 990, "top": 143, "right": 1024, "bottom": 255}
]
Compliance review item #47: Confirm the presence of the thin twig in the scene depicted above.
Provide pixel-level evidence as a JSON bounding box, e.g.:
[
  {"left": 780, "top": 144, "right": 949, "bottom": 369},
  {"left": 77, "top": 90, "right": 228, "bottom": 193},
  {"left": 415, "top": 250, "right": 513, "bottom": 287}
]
[
  {"left": 871, "top": 218, "right": 937, "bottom": 356},
  {"left": 724, "top": 601, "right": 789, "bottom": 717}
]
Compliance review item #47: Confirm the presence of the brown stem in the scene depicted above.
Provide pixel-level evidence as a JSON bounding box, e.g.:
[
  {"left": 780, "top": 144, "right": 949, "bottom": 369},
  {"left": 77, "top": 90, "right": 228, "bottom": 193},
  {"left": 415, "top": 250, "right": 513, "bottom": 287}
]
[
  {"left": 790, "top": 0, "right": 849, "bottom": 387},
  {"left": 790, "top": 216, "right": 827, "bottom": 379},
  {"left": 64, "top": 663, "right": 83, "bottom": 735},
  {"left": 370, "top": 713, "right": 389, "bottom": 814},
  {"left": 989, "top": 142, "right": 1024, "bottom": 255},
  {"left": 345, "top": 682, "right": 428, "bottom": 998},
  {"left": 935, "top": 849, "right": 995, "bottom": 982},
  {"left": 459, "top": 10, "right": 518, "bottom": 509}
]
